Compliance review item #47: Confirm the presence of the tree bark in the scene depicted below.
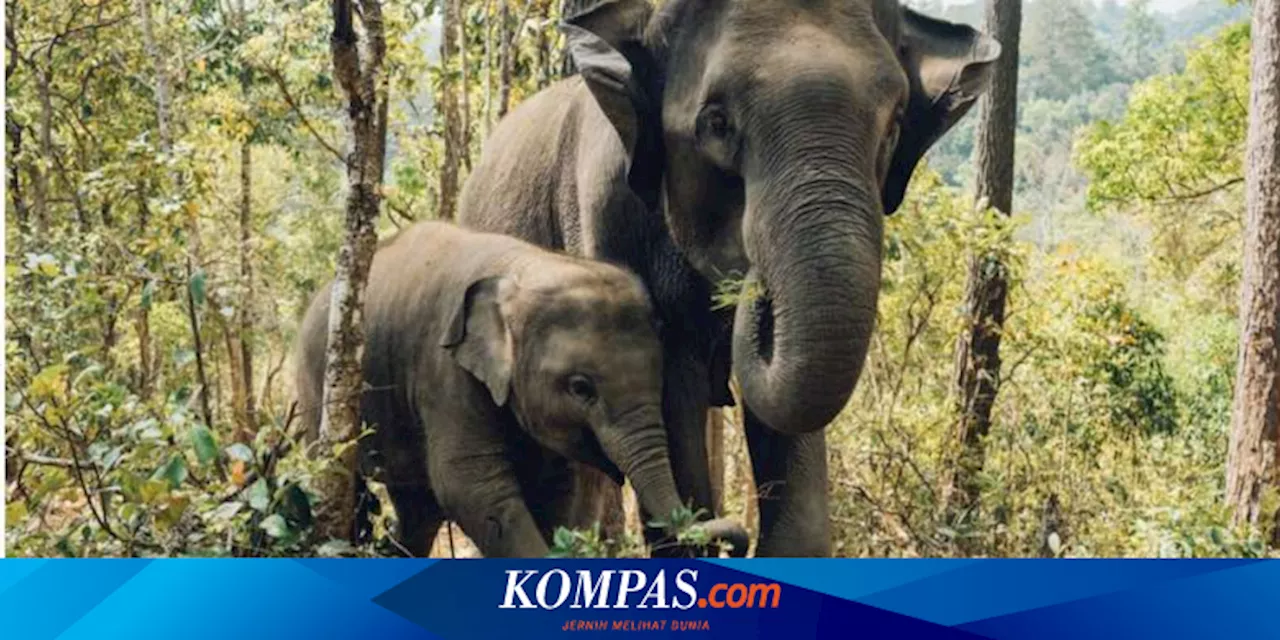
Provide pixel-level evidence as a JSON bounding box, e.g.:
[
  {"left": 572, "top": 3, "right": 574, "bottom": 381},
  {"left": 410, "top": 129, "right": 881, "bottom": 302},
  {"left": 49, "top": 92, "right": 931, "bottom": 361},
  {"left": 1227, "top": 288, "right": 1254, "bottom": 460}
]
[
  {"left": 438, "top": 0, "right": 461, "bottom": 220},
  {"left": 483, "top": 0, "right": 494, "bottom": 135},
  {"left": 1226, "top": 0, "right": 1280, "bottom": 528},
  {"left": 33, "top": 66, "right": 52, "bottom": 237},
  {"left": 232, "top": 0, "right": 257, "bottom": 443},
  {"left": 707, "top": 410, "right": 725, "bottom": 516},
  {"left": 498, "top": 0, "right": 513, "bottom": 118},
  {"left": 136, "top": 0, "right": 177, "bottom": 405},
  {"left": 946, "top": 0, "right": 1020, "bottom": 523},
  {"left": 7, "top": 120, "right": 30, "bottom": 235},
  {"left": 141, "top": 0, "right": 213, "bottom": 429},
  {"left": 236, "top": 136, "right": 257, "bottom": 441},
  {"left": 316, "top": 0, "right": 389, "bottom": 543},
  {"left": 137, "top": 0, "right": 172, "bottom": 150},
  {"left": 458, "top": 0, "right": 471, "bottom": 171}
]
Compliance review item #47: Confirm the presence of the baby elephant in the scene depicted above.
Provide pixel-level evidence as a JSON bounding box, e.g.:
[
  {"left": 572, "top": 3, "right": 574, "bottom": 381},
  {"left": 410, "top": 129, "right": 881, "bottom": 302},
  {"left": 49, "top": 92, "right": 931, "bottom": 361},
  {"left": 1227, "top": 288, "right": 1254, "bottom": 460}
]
[{"left": 296, "top": 221, "right": 747, "bottom": 558}]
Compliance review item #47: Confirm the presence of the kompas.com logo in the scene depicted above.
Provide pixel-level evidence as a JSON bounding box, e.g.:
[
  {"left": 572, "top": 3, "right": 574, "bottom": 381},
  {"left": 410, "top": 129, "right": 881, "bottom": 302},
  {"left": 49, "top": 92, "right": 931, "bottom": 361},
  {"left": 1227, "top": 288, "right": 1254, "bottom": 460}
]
[{"left": 498, "top": 569, "right": 782, "bottom": 610}]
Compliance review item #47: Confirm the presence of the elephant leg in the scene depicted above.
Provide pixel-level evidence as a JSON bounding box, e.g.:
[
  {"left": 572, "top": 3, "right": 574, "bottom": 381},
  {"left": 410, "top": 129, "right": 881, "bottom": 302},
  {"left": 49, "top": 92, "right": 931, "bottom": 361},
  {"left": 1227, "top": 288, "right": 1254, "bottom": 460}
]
[
  {"left": 646, "top": 345, "right": 715, "bottom": 557},
  {"left": 386, "top": 481, "right": 443, "bottom": 558},
  {"left": 518, "top": 452, "right": 623, "bottom": 548},
  {"left": 427, "top": 419, "right": 549, "bottom": 558},
  {"left": 745, "top": 407, "right": 831, "bottom": 557}
]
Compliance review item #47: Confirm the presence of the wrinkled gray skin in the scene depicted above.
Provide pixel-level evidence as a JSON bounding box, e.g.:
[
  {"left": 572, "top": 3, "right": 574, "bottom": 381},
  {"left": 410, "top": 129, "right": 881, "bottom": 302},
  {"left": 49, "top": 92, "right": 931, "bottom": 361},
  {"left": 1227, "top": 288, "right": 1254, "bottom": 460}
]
[
  {"left": 459, "top": 0, "right": 998, "bottom": 555},
  {"left": 296, "top": 221, "right": 748, "bottom": 558}
]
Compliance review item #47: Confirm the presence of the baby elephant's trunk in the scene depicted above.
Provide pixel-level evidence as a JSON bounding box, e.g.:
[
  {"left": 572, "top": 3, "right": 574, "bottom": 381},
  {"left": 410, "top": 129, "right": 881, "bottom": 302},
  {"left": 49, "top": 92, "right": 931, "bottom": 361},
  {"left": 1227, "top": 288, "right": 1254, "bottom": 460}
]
[{"left": 597, "top": 407, "right": 750, "bottom": 557}]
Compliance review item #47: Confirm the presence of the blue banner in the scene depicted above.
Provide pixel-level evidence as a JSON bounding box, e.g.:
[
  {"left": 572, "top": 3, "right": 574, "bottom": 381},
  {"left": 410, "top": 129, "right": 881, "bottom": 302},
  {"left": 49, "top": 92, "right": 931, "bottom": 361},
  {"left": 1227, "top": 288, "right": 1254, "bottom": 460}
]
[{"left": 1, "top": 559, "right": 1276, "bottom": 639}]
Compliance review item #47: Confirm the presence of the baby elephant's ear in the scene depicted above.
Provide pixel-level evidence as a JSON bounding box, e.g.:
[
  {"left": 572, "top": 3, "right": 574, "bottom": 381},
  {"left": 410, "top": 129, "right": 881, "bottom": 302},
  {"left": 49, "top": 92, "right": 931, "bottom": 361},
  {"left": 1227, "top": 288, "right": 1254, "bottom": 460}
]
[
  {"left": 561, "top": 0, "right": 657, "bottom": 168},
  {"left": 440, "top": 276, "right": 515, "bottom": 406}
]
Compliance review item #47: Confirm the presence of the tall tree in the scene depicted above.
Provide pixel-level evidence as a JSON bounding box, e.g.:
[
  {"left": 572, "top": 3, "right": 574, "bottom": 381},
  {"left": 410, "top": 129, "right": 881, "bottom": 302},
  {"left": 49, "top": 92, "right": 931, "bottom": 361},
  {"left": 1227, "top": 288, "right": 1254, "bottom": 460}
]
[
  {"left": 947, "top": 0, "right": 1021, "bottom": 522},
  {"left": 1020, "top": 0, "right": 1110, "bottom": 102},
  {"left": 1117, "top": 0, "right": 1165, "bottom": 82},
  {"left": 233, "top": 0, "right": 258, "bottom": 442},
  {"left": 138, "top": 0, "right": 215, "bottom": 428},
  {"left": 438, "top": 0, "right": 463, "bottom": 220},
  {"left": 315, "top": 0, "right": 390, "bottom": 543},
  {"left": 1225, "top": 0, "right": 1280, "bottom": 529},
  {"left": 498, "top": 0, "right": 514, "bottom": 118}
]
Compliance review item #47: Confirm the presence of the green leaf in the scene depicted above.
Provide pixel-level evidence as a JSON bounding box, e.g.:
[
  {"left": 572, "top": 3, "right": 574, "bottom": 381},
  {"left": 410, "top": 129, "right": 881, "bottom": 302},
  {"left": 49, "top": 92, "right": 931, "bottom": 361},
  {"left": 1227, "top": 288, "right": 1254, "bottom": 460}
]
[
  {"left": 225, "top": 443, "right": 255, "bottom": 462},
  {"left": 208, "top": 501, "right": 245, "bottom": 522},
  {"left": 6, "top": 501, "right": 29, "bottom": 524},
  {"left": 248, "top": 478, "right": 271, "bottom": 512},
  {"left": 138, "top": 479, "right": 169, "bottom": 504},
  {"left": 189, "top": 269, "right": 207, "bottom": 307},
  {"left": 260, "top": 514, "right": 289, "bottom": 538},
  {"left": 140, "top": 280, "right": 154, "bottom": 310},
  {"left": 151, "top": 455, "right": 188, "bottom": 489},
  {"left": 553, "top": 527, "right": 575, "bottom": 551},
  {"left": 157, "top": 495, "right": 190, "bottom": 529},
  {"left": 190, "top": 426, "right": 219, "bottom": 465}
]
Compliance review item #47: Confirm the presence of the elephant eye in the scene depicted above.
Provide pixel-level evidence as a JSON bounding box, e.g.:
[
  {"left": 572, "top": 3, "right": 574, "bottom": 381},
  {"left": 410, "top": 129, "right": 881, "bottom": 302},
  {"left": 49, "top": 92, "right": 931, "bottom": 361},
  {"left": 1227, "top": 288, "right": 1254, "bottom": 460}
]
[
  {"left": 566, "top": 374, "right": 598, "bottom": 403},
  {"left": 698, "top": 104, "right": 733, "bottom": 140},
  {"left": 887, "top": 107, "right": 904, "bottom": 146}
]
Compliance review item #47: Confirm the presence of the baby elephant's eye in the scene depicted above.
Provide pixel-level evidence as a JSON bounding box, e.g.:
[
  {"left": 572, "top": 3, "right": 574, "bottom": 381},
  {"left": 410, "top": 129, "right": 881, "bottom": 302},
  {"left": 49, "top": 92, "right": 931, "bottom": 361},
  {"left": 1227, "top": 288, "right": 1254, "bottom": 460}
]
[
  {"left": 697, "top": 104, "right": 733, "bottom": 140},
  {"left": 567, "top": 374, "right": 598, "bottom": 403}
]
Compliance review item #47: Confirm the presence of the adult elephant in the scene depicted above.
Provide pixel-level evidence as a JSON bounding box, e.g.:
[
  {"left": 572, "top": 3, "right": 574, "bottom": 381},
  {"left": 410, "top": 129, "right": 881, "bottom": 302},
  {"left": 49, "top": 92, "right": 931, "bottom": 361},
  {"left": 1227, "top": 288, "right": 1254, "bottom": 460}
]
[{"left": 458, "top": 0, "right": 998, "bottom": 556}]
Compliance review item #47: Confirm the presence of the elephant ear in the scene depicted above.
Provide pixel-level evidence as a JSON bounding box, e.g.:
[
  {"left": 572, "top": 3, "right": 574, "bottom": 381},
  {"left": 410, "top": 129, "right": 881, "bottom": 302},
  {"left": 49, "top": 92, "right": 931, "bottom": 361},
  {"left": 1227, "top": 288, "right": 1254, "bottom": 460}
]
[
  {"left": 440, "top": 276, "right": 516, "bottom": 407},
  {"left": 561, "top": 0, "right": 663, "bottom": 206},
  {"left": 883, "top": 8, "right": 1001, "bottom": 215}
]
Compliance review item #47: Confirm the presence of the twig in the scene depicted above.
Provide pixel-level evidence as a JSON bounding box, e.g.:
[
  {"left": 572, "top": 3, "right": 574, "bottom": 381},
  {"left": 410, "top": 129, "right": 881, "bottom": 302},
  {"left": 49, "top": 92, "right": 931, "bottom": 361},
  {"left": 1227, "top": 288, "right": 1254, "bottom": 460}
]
[
  {"left": 12, "top": 452, "right": 88, "bottom": 469},
  {"left": 263, "top": 66, "right": 346, "bottom": 163}
]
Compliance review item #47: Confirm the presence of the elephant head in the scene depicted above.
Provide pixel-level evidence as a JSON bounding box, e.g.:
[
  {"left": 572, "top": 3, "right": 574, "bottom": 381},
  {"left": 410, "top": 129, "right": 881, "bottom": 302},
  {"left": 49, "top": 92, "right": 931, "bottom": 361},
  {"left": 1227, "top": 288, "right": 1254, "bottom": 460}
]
[
  {"left": 565, "top": 0, "right": 999, "bottom": 434},
  {"left": 441, "top": 262, "right": 747, "bottom": 555}
]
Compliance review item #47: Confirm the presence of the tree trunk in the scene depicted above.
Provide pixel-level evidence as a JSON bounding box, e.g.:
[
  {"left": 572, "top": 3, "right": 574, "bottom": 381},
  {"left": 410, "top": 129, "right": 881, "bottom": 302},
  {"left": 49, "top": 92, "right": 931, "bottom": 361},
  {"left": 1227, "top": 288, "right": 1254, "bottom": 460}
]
[
  {"left": 134, "top": 184, "right": 154, "bottom": 398},
  {"left": 33, "top": 67, "right": 52, "bottom": 237},
  {"left": 316, "top": 0, "right": 389, "bottom": 544},
  {"left": 236, "top": 136, "right": 257, "bottom": 441},
  {"left": 498, "top": 0, "right": 513, "bottom": 118},
  {"left": 483, "top": 0, "right": 494, "bottom": 136},
  {"left": 7, "top": 120, "right": 30, "bottom": 235},
  {"left": 140, "top": 0, "right": 214, "bottom": 429},
  {"left": 1226, "top": 0, "right": 1280, "bottom": 528},
  {"left": 707, "top": 410, "right": 725, "bottom": 516},
  {"left": 230, "top": 0, "right": 257, "bottom": 443},
  {"left": 4, "top": 10, "right": 23, "bottom": 235},
  {"left": 946, "top": 0, "right": 1020, "bottom": 524},
  {"left": 458, "top": 0, "right": 471, "bottom": 171},
  {"left": 438, "top": 0, "right": 461, "bottom": 220},
  {"left": 135, "top": 0, "right": 173, "bottom": 405}
]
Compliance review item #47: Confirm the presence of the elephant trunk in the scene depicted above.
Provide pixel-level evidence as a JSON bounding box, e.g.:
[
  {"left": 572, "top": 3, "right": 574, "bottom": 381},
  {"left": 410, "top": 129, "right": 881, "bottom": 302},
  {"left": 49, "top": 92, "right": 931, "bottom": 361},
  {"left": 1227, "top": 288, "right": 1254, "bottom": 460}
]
[
  {"left": 733, "top": 117, "right": 884, "bottom": 435},
  {"left": 597, "top": 406, "right": 749, "bottom": 557}
]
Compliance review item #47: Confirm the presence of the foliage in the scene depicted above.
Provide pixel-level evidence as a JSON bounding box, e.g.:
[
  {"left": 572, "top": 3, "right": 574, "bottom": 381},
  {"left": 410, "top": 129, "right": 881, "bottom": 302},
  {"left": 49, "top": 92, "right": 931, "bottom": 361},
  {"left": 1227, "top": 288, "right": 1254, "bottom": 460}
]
[
  {"left": 1077, "top": 22, "right": 1250, "bottom": 208},
  {"left": 923, "top": 0, "right": 1246, "bottom": 224},
  {"left": 5, "top": 0, "right": 566, "bottom": 557},
  {"left": 819, "top": 167, "right": 1273, "bottom": 558},
  {"left": 6, "top": 0, "right": 1275, "bottom": 560}
]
